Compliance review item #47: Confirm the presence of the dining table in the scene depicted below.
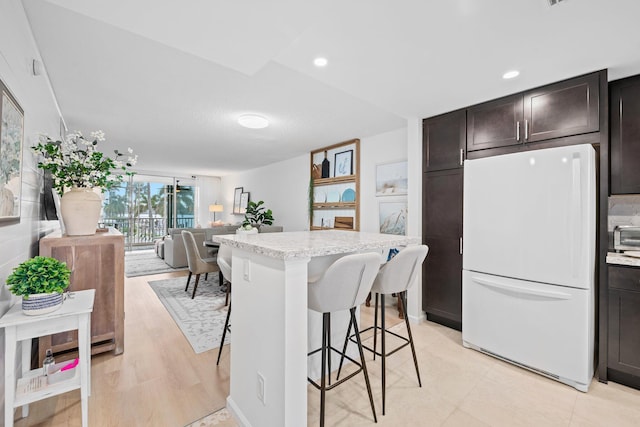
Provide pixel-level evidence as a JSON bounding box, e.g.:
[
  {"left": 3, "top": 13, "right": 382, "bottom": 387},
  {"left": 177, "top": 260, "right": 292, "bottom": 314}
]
[{"left": 210, "top": 230, "right": 420, "bottom": 427}]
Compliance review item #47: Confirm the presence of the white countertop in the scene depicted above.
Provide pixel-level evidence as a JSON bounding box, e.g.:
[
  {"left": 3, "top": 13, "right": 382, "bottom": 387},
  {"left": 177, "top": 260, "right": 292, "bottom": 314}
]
[
  {"left": 607, "top": 251, "right": 640, "bottom": 267},
  {"left": 211, "top": 230, "right": 421, "bottom": 260}
]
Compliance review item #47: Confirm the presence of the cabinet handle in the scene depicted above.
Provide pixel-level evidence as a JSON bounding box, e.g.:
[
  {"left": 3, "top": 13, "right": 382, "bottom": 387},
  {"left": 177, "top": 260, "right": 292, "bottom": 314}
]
[
  {"left": 459, "top": 149, "right": 464, "bottom": 166},
  {"left": 459, "top": 237, "right": 463, "bottom": 255},
  {"left": 516, "top": 121, "right": 520, "bottom": 141},
  {"left": 525, "top": 119, "right": 529, "bottom": 140}
]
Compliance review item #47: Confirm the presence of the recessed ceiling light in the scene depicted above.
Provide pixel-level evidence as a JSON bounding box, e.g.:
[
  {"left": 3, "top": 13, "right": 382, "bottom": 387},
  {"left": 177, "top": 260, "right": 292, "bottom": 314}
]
[
  {"left": 238, "top": 114, "right": 269, "bottom": 129},
  {"left": 503, "top": 70, "right": 520, "bottom": 79},
  {"left": 314, "top": 57, "right": 328, "bottom": 67}
]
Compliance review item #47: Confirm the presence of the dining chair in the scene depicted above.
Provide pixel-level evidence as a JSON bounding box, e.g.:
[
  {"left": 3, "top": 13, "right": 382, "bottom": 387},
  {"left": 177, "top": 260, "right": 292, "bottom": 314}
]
[{"left": 182, "top": 230, "right": 218, "bottom": 299}]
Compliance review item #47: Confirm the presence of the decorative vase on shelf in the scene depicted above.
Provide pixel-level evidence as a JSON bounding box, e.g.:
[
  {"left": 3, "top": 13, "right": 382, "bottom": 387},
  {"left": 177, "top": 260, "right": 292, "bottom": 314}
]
[
  {"left": 321, "top": 150, "right": 330, "bottom": 178},
  {"left": 60, "top": 187, "right": 102, "bottom": 236}
]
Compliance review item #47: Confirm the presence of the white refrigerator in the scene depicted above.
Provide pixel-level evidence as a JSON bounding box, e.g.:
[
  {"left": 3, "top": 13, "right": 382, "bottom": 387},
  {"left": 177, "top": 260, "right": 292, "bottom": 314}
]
[{"left": 462, "top": 144, "right": 596, "bottom": 392}]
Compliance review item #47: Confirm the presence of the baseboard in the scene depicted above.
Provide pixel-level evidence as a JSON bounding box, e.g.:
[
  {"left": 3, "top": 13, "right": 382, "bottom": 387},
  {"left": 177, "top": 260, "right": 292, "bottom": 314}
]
[{"left": 226, "top": 396, "right": 253, "bottom": 427}]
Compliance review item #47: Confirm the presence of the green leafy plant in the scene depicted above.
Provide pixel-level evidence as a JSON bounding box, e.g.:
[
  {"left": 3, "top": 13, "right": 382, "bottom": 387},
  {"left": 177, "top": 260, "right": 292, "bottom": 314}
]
[
  {"left": 6, "top": 256, "right": 71, "bottom": 298},
  {"left": 31, "top": 130, "right": 137, "bottom": 194},
  {"left": 242, "top": 200, "right": 274, "bottom": 228}
]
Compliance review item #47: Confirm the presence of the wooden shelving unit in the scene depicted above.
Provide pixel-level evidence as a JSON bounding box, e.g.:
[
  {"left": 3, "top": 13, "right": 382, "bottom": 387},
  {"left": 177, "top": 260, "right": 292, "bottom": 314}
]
[{"left": 310, "top": 139, "right": 360, "bottom": 231}]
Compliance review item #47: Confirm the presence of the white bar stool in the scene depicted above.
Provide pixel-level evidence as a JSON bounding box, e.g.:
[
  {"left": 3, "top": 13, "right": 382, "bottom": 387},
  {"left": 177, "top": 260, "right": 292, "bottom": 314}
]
[
  {"left": 307, "top": 252, "right": 382, "bottom": 427},
  {"left": 216, "top": 245, "right": 232, "bottom": 366},
  {"left": 339, "top": 245, "right": 429, "bottom": 415}
]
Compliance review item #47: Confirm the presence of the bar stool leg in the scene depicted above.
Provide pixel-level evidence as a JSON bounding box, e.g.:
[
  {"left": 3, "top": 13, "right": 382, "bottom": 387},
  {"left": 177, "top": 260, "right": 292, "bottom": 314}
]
[
  {"left": 216, "top": 301, "right": 231, "bottom": 366},
  {"left": 373, "top": 293, "right": 379, "bottom": 361},
  {"left": 350, "top": 307, "right": 378, "bottom": 423},
  {"left": 381, "top": 293, "right": 387, "bottom": 415},
  {"left": 327, "top": 316, "right": 332, "bottom": 386},
  {"left": 336, "top": 318, "right": 352, "bottom": 381},
  {"left": 401, "top": 291, "right": 422, "bottom": 387},
  {"left": 320, "top": 313, "right": 329, "bottom": 427}
]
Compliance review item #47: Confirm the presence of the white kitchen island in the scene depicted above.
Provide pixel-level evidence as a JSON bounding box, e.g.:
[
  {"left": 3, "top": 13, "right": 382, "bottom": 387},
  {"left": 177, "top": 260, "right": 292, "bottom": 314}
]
[{"left": 211, "top": 230, "right": 420, "bottom": 427}]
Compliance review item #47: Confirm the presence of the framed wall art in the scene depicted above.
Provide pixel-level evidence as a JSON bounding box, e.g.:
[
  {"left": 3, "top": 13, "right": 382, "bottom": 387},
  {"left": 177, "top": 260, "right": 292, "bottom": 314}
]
[
  {"left": 379, "top": 200, "right": 407, "bottom": 235},
  {"left": 239, "top": 192, "right": 250, "bottom": 214},
  {"left": 376, "top": 160, "right": 408, "bottom": 196},
  {"left": 233, "top": 187, "right": 243, "bottom": 214},
  {"left": 0, "top": 79, "right": 24, "bottom": 223},
  {"left": 334, "top": 149, "right": 353, "bottom": 177}
]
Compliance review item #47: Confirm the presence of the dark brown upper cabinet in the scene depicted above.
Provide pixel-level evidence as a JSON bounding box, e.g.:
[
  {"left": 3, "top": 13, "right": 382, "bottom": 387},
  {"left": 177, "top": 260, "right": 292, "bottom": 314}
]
[
  {"left": 611, "top": 75, "right": 640, "bottom": 194},
  {"left": 467, "top": 72, "right": 600, "bottom": 152},
  {"left": 467, "top": 94, "right": 524, "bottom": 152},
  {"left": 423, "top": 109, "right": 466, "bottom": 172}
]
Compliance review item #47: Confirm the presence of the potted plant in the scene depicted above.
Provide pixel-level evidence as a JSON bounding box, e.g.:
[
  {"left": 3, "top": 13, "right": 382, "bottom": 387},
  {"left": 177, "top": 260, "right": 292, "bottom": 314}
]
[
  {"left": 31, "top": 130, "right": 137, "bottom": 236},
  {"left": 6, "top": 256, "right": 71, "bottom": 315},
  {"left": 239, "top": 200, "right": 274, "bottom": 233}
]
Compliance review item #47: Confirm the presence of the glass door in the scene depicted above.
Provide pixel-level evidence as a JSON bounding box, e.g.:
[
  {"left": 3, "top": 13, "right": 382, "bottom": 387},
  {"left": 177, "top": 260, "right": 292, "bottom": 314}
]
[{"left": 102, "top": 175, "right": 197, "bottom": 250}]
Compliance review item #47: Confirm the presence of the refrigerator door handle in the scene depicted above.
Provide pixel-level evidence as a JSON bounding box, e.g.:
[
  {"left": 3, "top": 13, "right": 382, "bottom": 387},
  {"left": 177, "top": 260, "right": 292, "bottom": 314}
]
[
  {"left": 570, "top": 154, "right": 582, "bottom": 279},
  {"left": 473, "top": 277, "right": 572, "bottom": 300},
  {"left": 516, "top": 121, "right": 520, "bottom": 141}
]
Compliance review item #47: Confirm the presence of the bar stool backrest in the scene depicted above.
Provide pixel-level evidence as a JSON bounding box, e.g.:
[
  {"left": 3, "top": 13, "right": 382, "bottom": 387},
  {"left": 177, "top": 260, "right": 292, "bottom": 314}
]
[
  {"left": 308, "top": 252, "right": 382, "bottom": 313},
  {"left": 371, "top": 245, "right": 429, "bottom": 295},
  {"left": 217, "top": 244, "right": 232, "bottom": 282}
]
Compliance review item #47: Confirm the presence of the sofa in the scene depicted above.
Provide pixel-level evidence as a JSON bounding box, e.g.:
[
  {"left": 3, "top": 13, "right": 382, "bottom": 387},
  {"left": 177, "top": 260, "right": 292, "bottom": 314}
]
[{"left": 163, "top": 225, "right": 283, "bottom": 268}]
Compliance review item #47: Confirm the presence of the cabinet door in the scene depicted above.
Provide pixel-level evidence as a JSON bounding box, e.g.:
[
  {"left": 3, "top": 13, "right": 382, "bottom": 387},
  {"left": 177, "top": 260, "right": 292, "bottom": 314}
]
[
  {"left": 422, "top": 169, "right": 463, "bottom": 327},
  {"left": 466, "top": 94, "right": 523, "bottom": 152},
  {"left": 524, "top": 73, "right": 600, "bottom": 143},
  {"left": 423, "top": 110, "right": 465, "bottom": 172},
  {"left": 608, "top": 286, "right": 640, "bottom": 378},
  {"left": 611, "top": 75, "right": 640, "bottom": 194}
]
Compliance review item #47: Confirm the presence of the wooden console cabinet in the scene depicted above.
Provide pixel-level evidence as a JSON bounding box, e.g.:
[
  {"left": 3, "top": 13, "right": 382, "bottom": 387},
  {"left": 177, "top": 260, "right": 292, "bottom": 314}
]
[{"left": 38, "top": 228, "right": 124, "bottom": 364}]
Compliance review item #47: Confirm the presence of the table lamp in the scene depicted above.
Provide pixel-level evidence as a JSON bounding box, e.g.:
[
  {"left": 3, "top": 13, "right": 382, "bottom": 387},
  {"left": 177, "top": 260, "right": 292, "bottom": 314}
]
[{"left": 209, "top": 204, "right": 223, "bottom": 225}]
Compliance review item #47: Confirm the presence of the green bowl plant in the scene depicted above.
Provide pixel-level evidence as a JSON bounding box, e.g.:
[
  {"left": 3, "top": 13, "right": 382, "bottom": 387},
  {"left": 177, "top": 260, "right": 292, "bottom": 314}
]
[{"left": 6, "top": 256, "right": 71, "bottom": 298}]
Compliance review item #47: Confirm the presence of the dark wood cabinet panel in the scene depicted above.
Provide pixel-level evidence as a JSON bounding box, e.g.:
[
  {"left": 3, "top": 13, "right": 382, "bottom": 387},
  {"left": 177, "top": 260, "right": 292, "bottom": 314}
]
[
  {"left": 466, "top": 72, "right": 601, "bottom": 154},
  {"left": 608, "top": 285, "right": 640, "bottom": 380},
  {"left": 422, "top": 169, "right": 463, "bottom": 328},
  {"left": 422, "top": 237, "right": 462, "bottom": 327},
  {"left": 423, "top": 110, "right": 465, "bottom": 172},
  {"left": 467, "top": 94, "right": 523, "bottom": 152},
  {"left": 524, "top": 72, "right": 600, "bottom": 143},
  {"left": 611, "top": 75, "right": 640, "bottom": 194}
]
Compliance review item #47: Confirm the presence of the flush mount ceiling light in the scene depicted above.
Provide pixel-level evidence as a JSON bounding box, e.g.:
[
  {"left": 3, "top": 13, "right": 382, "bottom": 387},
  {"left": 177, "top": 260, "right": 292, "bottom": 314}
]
[
  {"left": 503, "top": 70, "right": 520, "bottom": 79},
  {"left": 313, "top": 57, "right": 328, "bottom": 67},
  {"left": 238, "top": 114, "right": 269, "bottom": 129}
]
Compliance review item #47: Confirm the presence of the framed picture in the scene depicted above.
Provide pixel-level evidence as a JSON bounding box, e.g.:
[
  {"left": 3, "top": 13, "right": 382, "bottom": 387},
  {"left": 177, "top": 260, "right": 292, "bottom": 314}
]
[
  {"left": 334, "top": 150, "right": 353, "bottom": 177},
  {"left": 0, "top": 80, "right": 24, "bottom": 223},
  {"left": 233, "top": 187, "right": 243, "bottom": 214},
  {"left": 379, "top": 201, "right": 407, "bottom": 235},
  {"left": 239, "top": 192, "right": 250, "bottom": 214},
  {"left": 376, "top": 160, "right": 408, "bottom": 196}
]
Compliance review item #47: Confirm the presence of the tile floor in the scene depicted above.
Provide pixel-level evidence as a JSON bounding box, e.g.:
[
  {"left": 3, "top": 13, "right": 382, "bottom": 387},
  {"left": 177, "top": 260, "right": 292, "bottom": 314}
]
[{"left": 193, "top": 317, "right": 640, "bottom": 426}]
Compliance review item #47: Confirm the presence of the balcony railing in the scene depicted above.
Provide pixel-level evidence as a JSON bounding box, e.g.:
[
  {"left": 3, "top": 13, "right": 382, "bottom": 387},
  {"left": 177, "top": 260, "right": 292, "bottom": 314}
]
[{"left": 103, "top": 216, "right": 194, "bottom": 245}]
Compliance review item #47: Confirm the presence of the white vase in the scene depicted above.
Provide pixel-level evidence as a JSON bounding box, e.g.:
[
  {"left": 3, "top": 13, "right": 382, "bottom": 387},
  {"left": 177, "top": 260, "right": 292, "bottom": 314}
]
[{"left": 60, "top": 187, "right": 102, "bottom": 236}]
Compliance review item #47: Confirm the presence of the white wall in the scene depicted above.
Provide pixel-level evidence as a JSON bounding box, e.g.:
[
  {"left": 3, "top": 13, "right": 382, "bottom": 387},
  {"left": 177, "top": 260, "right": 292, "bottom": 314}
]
[
  {"left": 221, "top": 154, "right": 309, "bottom": 231},
  {"left": 0, "top": 0, "right": 63, "bottom": 419},
  {"left": 196, "top": 175, "right": 222, "bottom": 227}
]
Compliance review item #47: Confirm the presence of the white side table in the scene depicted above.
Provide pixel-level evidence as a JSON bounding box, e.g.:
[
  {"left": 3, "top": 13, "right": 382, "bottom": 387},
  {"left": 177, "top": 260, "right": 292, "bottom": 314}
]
[{"left": 0, "top": 289, "right": 95, "bottom": 427}]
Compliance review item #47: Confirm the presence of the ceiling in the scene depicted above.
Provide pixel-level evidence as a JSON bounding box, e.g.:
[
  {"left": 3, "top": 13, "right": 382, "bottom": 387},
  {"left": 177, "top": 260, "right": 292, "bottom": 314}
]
[{"left": 21, "top": 0, "right": 640, "bottom": 177}]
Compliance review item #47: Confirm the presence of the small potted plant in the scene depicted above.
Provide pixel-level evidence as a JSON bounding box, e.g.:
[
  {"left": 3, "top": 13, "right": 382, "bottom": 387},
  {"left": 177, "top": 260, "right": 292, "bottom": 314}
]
[
  {"left": 6, "top": 256, "right": 71, "bottom": 316},
  {"left": 238, "top": 200, "right": 274, "bottom": 234}
]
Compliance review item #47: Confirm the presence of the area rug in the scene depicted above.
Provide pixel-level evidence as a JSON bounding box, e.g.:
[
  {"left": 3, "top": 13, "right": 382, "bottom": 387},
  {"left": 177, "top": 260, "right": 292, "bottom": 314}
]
[
  {"left": 148, "top": 275, "right": 230, "bottom": 354},
  {"left": 185, "top": 408, "right": 236, "bottom": 427},
  {"left": 125, "top": 249, "right": 188, "bottom": 277}
]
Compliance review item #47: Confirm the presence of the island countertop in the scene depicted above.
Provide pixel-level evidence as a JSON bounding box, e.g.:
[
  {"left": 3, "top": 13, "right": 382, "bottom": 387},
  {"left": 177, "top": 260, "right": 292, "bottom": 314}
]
[{"left": 211, "top": 230, "right": 421, "bottom": 260}]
